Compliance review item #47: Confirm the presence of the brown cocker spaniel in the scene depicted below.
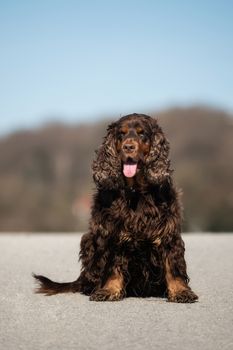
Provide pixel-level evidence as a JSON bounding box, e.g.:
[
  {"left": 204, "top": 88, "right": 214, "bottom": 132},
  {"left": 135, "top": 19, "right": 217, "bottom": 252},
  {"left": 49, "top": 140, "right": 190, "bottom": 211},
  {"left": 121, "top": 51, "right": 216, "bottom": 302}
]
[{"left": 34, "top": 113, "right": 198, "bottom": 303}]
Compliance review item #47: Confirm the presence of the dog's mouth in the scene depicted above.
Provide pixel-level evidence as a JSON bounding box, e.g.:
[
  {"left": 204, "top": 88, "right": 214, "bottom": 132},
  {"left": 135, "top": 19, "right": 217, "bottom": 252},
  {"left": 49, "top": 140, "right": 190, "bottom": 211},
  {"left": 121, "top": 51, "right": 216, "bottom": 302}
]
[{"left": 122, "top": 158, "right": 139, "bottom": 178}]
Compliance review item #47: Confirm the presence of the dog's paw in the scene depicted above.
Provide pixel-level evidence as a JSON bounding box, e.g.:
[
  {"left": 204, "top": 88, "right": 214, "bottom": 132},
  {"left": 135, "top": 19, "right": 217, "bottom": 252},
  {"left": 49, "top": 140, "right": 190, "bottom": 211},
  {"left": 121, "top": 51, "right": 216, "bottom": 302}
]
[
  {"left": 90, "top": 288, "right": 124, "bottom": 302},
  {"left": 168, "top": 289, "right": 198, "bottom": 303}
]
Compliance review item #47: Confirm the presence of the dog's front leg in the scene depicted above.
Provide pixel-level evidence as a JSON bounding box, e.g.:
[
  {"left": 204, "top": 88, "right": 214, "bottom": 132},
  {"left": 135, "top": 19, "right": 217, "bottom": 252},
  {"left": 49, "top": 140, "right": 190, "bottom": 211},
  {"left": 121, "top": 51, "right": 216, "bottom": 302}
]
[
  {"left": 164, "top": 235, "right": 198, "bottom": 303},
  {"left": 90, "top": 267, "right": 125, "bottom": 302}
]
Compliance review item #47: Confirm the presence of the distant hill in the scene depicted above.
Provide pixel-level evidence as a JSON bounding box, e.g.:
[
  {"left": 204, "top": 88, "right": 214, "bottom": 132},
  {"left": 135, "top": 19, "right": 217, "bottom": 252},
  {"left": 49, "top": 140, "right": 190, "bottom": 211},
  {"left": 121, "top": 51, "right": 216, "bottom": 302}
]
[{"left": 0, "top": 106, "right": 232, "bottom": 232}]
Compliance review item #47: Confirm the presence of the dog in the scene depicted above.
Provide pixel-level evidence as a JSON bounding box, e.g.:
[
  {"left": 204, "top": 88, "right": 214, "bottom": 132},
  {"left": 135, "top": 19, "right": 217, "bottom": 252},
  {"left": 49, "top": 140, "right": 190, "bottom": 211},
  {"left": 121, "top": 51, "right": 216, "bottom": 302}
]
[{"left": 34, "top": 113, "right": 198, "bottom": 303}]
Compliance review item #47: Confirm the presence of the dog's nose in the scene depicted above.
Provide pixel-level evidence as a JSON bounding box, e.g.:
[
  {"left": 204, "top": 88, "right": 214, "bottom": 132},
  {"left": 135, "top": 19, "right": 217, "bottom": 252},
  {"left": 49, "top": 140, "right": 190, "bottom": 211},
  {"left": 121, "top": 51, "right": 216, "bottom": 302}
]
[{"left": 123, "top": 143, "right": 136, "bottom": 153}]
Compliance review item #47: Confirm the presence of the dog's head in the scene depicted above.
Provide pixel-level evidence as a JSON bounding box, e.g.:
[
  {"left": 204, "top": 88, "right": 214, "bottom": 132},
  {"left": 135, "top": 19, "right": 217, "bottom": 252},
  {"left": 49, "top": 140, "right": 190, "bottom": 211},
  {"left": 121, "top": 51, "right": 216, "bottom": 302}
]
[
  {"left": 115, "top": 114, "right": 153, "bottom": 178},
  {"left": 93, "top": 113, "right": 171, "bottom": 189}
]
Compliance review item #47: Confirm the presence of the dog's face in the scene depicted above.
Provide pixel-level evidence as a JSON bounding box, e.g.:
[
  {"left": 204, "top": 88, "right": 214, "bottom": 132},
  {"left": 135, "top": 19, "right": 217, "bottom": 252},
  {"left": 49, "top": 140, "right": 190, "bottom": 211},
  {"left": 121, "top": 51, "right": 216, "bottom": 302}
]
[
  {"left": 115, "top": 116, "right": 152, "bottom": 178},
  {"left": 92, "top": 113, "right": 171, "bottom": 189}
]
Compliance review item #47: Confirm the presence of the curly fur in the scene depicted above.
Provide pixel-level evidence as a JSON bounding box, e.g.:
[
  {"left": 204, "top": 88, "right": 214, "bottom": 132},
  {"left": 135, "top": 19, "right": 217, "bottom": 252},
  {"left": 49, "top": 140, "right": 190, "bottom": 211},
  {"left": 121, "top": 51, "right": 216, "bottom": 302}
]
[
  {"left": 92, "top": 115, "right": 171, "bottom": 189},
  {"left": 34, "top": 113, "right": 198, "bottom": 303}
]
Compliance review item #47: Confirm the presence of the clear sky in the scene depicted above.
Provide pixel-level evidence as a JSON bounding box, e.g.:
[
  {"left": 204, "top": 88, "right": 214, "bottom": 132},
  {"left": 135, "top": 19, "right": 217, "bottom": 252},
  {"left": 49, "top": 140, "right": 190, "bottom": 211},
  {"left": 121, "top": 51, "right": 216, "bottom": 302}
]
[{"left": 0, "top": 0, "right": 232, "bottom": 134}]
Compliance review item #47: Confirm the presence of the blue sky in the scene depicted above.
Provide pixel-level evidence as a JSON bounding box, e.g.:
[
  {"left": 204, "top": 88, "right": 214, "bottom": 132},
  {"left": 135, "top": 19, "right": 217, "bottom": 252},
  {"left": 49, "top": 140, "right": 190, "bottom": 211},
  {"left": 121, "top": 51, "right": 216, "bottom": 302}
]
[{"left": 0, "top": 0, "right": 232, "bottom": 134}]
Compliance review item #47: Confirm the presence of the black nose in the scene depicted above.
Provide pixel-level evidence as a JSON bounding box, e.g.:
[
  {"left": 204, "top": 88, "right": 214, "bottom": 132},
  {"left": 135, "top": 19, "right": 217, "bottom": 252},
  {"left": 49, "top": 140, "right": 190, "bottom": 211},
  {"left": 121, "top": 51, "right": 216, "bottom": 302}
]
[{"left": 123, "top": 143, "right": 136, "bottom": 152}]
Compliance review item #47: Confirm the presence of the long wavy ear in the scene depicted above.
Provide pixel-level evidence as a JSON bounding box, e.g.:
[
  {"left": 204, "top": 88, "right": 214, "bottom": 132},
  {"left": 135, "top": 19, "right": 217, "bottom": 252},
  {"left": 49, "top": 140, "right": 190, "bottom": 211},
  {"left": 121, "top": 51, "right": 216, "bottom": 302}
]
[
  {"left": 92, "top": 122, "right": 124, "bottom": 189},
  {"left": 145, "top": 118, "right": 172, "bottom": 185}
]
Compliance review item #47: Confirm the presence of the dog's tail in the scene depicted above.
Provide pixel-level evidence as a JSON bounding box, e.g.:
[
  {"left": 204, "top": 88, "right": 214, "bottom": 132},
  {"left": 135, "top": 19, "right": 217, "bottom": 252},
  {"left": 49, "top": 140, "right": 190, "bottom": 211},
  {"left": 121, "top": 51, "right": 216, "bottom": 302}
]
[{"left": 33, "top": 273, "right": 81, "bottom": 296}]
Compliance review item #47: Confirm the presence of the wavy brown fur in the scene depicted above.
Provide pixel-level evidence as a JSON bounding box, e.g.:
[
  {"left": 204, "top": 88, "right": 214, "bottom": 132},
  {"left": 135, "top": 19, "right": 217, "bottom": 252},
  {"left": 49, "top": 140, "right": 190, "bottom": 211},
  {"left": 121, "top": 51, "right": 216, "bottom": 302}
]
[{"left": 34, "top": 113, "right": 198, "bottom": 303}]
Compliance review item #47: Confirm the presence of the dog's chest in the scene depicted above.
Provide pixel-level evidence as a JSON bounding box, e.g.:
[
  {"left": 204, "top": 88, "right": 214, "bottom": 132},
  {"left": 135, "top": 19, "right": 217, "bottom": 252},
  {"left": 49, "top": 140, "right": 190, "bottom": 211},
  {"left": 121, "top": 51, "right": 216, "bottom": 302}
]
[
  {"left": 100, "top": 189, "right": 164, "bottom": 243},
  {"left": 118, "top": 230, "right": 154, "bottom": 248},
  {"left": 121, "top": 194, "right": 161, "bottom": 233},
  {"left": 124, "top": 188, "right": 140, "bottom": 210}
]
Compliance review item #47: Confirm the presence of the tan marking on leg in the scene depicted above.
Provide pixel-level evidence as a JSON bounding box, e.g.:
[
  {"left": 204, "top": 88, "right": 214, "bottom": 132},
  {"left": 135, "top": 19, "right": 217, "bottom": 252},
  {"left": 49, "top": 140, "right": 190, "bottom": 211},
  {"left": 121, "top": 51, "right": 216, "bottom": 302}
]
[
  {"left": 90, "top": 268, "right": 125, "bottom": 301},
  {"left": 164, "top": 258, "right": 198, "bottom": 303},
  {"left": 103, "top": 268, "right": 124, "bottom": 295},
  {"left": 165, "top": 258, "right": 187, "bottom": 297}
]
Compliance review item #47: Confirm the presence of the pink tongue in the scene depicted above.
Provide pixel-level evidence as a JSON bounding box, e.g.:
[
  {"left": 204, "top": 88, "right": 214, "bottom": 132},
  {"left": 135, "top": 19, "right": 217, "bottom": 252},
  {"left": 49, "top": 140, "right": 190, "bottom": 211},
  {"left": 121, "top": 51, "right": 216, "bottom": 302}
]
[{"left": 123, "top": 163, "right": 137, "bottom": 178}]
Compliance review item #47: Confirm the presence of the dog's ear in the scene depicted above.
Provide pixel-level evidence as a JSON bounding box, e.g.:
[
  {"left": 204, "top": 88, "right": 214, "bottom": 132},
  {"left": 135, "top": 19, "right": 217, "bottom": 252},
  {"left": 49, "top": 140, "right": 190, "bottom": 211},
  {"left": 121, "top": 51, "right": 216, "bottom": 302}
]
[
  {"left": 92, "top": 122, "right": 124, "bottom": 189},
  {"left": 145, "top": 118, "right": 172, "bottom": 185}
]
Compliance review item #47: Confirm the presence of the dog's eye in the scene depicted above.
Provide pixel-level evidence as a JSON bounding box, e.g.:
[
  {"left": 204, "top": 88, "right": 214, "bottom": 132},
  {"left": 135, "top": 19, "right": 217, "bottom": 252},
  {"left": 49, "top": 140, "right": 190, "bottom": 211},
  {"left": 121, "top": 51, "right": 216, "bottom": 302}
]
[
  {"left": 118, "top": 131, "right": 126, "bottom": 139},
  {"left": 138, "top": 131, "right": 149, "bottom": 143}
]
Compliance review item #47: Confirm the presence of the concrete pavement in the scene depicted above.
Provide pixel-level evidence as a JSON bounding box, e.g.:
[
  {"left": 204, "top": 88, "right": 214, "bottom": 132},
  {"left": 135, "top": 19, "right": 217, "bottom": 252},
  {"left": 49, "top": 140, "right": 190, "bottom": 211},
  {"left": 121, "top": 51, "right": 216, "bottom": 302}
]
[{"left": 0, "top": 233, "right": 232, "bottom": 350}]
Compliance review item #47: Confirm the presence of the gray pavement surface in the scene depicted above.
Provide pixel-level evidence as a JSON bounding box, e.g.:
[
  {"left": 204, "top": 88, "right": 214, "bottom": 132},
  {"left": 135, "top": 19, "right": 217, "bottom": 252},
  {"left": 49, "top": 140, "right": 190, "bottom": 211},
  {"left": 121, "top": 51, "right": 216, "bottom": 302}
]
[{"left": 0, "top": 233, "right": 232, "bottom": 350}]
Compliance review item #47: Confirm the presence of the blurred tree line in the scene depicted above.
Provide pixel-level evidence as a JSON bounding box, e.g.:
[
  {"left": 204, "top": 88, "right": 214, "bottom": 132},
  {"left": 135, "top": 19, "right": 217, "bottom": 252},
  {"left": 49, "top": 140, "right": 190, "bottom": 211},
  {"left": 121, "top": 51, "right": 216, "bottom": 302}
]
[{"left": 0, "top": 106, "right": 232, "bottom": 232}]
